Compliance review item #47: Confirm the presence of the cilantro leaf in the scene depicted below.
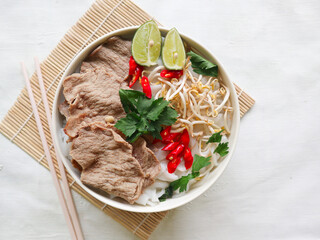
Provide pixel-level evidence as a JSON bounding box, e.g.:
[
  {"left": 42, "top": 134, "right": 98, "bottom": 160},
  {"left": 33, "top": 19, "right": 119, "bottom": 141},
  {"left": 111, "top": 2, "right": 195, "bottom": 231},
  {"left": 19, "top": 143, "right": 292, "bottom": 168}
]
[
  {"left": 170, "top": 174, "right": 194, "bottom": 192},
  {"left": 206, "top": 130, "right": 224, "bottom": 144},
  {"left": 136, "top": 95, "right": 153, "bottom": 115},
  {"left": 214, "top": 142, "right": 229, "bottom": 157},
  {"left": 159, "top": 154, "right": 211, "bottom": 201},
  {"left": 146, "top": 98, "right": 169, "bottom": 121},
  {"left": 192, "top": 155, "right": 211, "bottom": 173},
  {"left": 154, "top": 107, "right": 178, "bottom": 126},
  {"left": 149, "top": 130, "right": 162, "bottom": 140},
  {"left": 207, "top": 130, "right": 229, "bottom": 157},
  {"left": 119, "top": 89, "right": 144, "bottom": 113},
  {"left": 136, "top": 117, "right": 149, "bottom": 132},
  {"left": 114, "top": 113, "right": 139, "bottom": 137},
  {"left": 147, "top": 122, "right": 162, "bottom": 140},
  {"left": 116, "top": 89, "right": 178, "bottom": 142},
  {"left": 126, "top": 131, "right": 142, "bottom": 143},
  {"left": 187, "top": 51, "right": 218, "bottom": 77},
  {"left": 159, "top": 186, "right": 173, "bottom": 202}
]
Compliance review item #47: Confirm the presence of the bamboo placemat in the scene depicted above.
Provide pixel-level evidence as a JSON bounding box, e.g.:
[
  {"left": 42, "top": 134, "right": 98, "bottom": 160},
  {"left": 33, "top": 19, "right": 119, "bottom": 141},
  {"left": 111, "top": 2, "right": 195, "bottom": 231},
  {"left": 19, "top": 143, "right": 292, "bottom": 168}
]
[{"left": 0, "top": 0, "right": 254, "bottom": 239}]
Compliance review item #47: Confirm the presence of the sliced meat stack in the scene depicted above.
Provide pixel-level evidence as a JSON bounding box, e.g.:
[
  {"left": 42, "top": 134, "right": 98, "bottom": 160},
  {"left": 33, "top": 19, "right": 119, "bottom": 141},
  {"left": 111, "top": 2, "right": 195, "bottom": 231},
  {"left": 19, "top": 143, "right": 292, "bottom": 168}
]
[
  {"left": 132, "top": 138, "right": 161, "bottom": 188},
  {"left": 62, "top": 68, "right": 127, "bottom": 138},
  {"left": 70, "top": 123, "right": 145, "bottom": 204},
  {"left": 59, "top": 36, "right": 161, "bottom": 204},
  {"left": 80, "top": 36, "right": 132, "bottom": 80}
]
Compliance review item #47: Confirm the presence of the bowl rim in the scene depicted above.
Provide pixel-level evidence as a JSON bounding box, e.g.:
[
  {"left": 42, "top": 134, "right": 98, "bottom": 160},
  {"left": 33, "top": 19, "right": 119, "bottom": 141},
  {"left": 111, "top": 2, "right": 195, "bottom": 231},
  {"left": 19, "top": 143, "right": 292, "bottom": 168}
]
[{"left": 52, "top": 26, "right": 240, "bottom": 213}]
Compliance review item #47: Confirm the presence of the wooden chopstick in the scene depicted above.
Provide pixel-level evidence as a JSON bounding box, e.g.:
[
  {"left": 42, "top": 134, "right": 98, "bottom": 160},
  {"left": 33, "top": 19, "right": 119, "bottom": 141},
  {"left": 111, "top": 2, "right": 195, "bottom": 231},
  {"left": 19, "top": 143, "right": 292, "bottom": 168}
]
[
  {"left": 21, "top": 62, "right": 78, "bottom": 240},
  {"left": 34, "top": 57, "right": 84, "bottom": 240}
]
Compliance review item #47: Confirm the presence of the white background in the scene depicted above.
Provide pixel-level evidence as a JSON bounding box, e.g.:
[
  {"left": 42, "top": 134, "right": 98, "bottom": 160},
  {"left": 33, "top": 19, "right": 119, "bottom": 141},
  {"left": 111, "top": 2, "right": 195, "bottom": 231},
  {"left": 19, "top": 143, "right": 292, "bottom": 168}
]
[{"left": 1, "top": 0, "right": 320, "bottom": 239}]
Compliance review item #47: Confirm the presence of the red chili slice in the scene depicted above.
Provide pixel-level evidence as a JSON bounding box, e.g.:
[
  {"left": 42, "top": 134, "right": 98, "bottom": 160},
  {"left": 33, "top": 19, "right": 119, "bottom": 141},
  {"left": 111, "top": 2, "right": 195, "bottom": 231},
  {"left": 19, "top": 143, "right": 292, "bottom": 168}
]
[
  {"left": 129, "top": 56, "right": 137, "bottom": 75},
  {"left": 153, "top": 126, "right": 170, "bottom": 143},
  {"left": 129, "top": 65, "right": 143, "bottom": 88},
  {"left": 179, "top": 129, "right": 190, "bottom": 146},
  {"left": 160, "top": 126, "right": 171, "bottom": 140},
  {"left": 157, "top": 126, "right": 180, "bottom": 144},
  {"left": 167, "top": 157, "right": 181, "bottom": 173},
  {"left": 141, "top": 76, "right": 152, "bottom": 98},
  {"left": 185, "top": 159, "right": 193, "bottom": 170},
  {"left": 166, "top": 144, "right": 185, "bottom": 161},
  {"left": 160, "top": 69, "right": 183, "bottom": 79},
  {"left": 162, "top": 142, "right": 179, "bottom": 151},
  {"left": 128, "top": 56, "right": 143, "bottom": 88},
  {"left": 183, "top": 146, "right": 193, "bottom": 162},
  {"left": 162, "top": 133, "right": 181, "bottom": 144},
  {"left": 183, "top": 147, "right": 193, "bottom": 170}
]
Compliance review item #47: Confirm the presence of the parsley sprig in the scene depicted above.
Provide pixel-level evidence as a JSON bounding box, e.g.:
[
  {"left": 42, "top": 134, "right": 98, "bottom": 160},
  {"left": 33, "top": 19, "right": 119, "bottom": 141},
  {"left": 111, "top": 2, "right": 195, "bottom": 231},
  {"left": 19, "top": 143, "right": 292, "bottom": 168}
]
[
  {"left": 207, "top": 130, "right": 229, "bottom": 157},
  {"left": 187, "top": 51, "right": 218, "bottom": 77},
  {"left": 214, "top": 142, "right": 229, "bottom": 157},
  {"left": 159, "top": 154, "right": 211, "bottom": 202},
  {"left": 206, "top": 129, "right": 224, "bottom": 144},
  {"left": 115, "top": 89, "right": 178, "bottom": 142}
]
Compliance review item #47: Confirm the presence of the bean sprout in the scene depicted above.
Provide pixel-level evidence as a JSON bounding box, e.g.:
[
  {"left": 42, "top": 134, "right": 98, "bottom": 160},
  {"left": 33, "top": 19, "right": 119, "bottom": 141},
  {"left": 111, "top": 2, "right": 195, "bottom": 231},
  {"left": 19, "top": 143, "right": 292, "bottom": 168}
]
[{"left": 146, "top": 59, "right": 233, "bottom": 188}]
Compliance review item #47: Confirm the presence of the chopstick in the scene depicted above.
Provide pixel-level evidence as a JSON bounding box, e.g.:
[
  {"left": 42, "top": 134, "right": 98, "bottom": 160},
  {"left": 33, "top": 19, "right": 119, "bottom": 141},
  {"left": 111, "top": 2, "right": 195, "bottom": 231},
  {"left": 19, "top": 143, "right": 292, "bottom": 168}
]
[
  {"left": 21, "top": 63, "right": 79, "bottom": 240},
  {"left": 34, "top": 57, "right": 84, "bottom": 240}
]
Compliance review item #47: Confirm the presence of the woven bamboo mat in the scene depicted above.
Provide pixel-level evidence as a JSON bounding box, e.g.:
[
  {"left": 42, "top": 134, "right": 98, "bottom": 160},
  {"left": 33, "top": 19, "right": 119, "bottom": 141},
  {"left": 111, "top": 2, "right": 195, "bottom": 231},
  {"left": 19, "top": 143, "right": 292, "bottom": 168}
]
[{"left": 0, "top": 0, "right": 254, "bottom": 239}]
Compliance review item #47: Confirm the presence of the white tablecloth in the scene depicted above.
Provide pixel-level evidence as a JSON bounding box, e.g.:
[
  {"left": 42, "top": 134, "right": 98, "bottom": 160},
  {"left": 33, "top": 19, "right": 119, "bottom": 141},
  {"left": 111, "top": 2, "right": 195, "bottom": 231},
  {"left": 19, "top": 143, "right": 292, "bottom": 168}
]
[{"left": 1, "top": 0, "right": 320, "bottom": 239}]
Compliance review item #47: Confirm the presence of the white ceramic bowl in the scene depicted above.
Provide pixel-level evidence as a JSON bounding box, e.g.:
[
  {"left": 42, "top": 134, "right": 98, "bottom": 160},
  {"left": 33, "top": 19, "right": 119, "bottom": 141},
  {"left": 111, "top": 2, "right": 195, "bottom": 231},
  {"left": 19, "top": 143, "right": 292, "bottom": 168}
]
[{"left": 52, "top": 26, "right": 240, "bottom": 213}]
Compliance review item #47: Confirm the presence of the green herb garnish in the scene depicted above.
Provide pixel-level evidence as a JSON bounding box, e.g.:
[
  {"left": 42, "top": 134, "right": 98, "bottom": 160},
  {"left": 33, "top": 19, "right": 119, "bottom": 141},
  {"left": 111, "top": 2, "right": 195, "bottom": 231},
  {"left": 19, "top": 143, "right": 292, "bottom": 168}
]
[
  {"left": 159, "top": 131, "right": 231, "bottom": 201},
  {"left": 187, "top": 51, "right": 218, "bottom": 77},
  {"left": 159, "top": 154, "right": 211, "bottom": 202},
  {"left": 158, "top": 186, "right": 173, "bottom": 202},
  {"left": 206, "top": 129, "right": 224, "bottom": 144},
  {"left": 170, "top": 173, "right": 197, "bottom": 193},
  {"left": 115, "top": 89, "right": 178, "bottom": 142},
  {"left": 191, "top": 155, "right": 211, "bottom": 173},
  {"left": 207, "top": 130, "right": 230, "bottom": 157},
  {"left": 214, "top": 142, "right": 229, "bottom": 157}
]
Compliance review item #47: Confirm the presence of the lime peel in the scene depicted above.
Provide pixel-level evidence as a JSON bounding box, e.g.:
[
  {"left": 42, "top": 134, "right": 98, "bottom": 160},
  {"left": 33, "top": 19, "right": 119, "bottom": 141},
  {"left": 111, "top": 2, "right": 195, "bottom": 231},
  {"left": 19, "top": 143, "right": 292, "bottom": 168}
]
[
  {"left": 132, "top": 20, "right": 161, "bottom": 67},
  {"left": 162, "top": 28, "right": 186, "bottom": 70}
]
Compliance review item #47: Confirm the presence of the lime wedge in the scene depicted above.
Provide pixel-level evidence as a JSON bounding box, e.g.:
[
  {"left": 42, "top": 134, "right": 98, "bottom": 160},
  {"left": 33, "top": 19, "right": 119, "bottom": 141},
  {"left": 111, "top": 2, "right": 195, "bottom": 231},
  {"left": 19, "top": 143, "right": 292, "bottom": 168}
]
[
  {"left": 132, "top": 20, "right": 161, "bottom": 67},
  {"left": 162, "top": 28, "right": 186, "bottom": 70}
]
